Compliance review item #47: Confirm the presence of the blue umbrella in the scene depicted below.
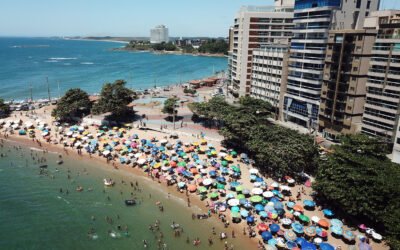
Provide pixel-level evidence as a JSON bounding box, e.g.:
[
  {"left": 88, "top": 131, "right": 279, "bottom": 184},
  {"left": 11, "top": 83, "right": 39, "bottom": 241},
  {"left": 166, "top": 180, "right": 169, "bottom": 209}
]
[
  {"left": 259, "top": 211, "right": 268, "bottom": 218},
  {"left": 226, "top": 193, "right": 235, "bottom": 199},
  {"left": 287, "top": 201, "right": 295, "bottom": 208},
  {"left": 292, "top": 222, "right": 304, "bottom": 234},
  {"left": 216, "top": 176, "right": 226, "bottom": 183},
  {"left": 303, "top": 200, "right": 316, "bottom": 208},
  {"left": 239, "top": 198, "right": 248, "bottom": 205},
  {"left": 256, "top": 177, "right": 264, "bottom": 182},
  {"left": 261, "top": 231, "right": 272, "bottom": 241},
  {"left": 230, "top": 181, "right": 240, "bottom": 188},
  {"left": 209, "top": 170, "right": 217, "bottom": 177},
  {"left": 243, "top": 201, "right": 252, "bottom": 209},
  {"left": 301, "top": 242, "right": 317, "bottom": 250},
  {"left": 268, "top": 238, "right": 277, "bottom": 246},
  {"left": 319, "top": 243, "right": 335, "bottom": 250},
  {"left": 269, "top": 224, "right": 280, "bottom": 233},
  {"left": 270, "top": 197, "right": 279, "bottom": 203},
  {"left": 231, "top": 206, "right": 240, "bottom": 212},
  {"left": 240, "top": 210, "right": 249, "bottom": 217},
  {"left": 296, "top": 237, "right": 307, "bottom": 246},
  {"left": 322, "top": 209, "right": 334, "bottom": 217},
  {"left": 255, "top": 204, "right": 265, "bottom": 212},
  {"left": 286, "top": 241, "right": 297, "bottom": 249},
  {"left": 250, "top": 175, "right": 257, "bottom": 181},
  {"left": 330, "top": 225, "right": 343, "bottom": 235},
  {"left": 274, "top": 202, "right": 283, "bottom": 210},
  {"left": 330, "top": 219, "right": 343, "bottom": 227},
  {"left": 246, "top": 216, "right": 255, "bottom": 224}
]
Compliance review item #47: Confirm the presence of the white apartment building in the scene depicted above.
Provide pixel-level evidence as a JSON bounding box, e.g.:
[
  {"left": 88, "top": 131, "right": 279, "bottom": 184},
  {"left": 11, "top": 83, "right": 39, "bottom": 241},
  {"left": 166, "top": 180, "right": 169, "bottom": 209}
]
[
  {"left": 229, "top": 1, "right": 294, "bottom": 97},
  {"left": 250, "top": 44, "right": 289, "bottom": 118},
  {"left": 150, "top": 25, "right": 169, "bottom": 44}
]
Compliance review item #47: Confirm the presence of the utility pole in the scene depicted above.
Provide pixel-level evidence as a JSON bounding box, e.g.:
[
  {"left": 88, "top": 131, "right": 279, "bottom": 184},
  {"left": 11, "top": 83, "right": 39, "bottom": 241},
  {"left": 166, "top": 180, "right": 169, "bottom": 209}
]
[{"left": 46, "top": 77, "right": 51, "bottom": 102}]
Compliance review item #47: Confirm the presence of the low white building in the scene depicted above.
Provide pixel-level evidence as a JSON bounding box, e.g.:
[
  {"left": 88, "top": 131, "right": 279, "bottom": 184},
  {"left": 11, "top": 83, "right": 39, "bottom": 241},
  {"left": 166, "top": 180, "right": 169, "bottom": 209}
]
[{"left": 150, "top": 25, "right": 169, "bottom": 44}]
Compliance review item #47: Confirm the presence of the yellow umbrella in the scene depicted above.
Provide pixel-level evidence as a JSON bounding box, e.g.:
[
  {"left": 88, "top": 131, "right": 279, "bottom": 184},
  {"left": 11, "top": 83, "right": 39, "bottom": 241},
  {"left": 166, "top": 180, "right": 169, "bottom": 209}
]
[
  {"left": 113, "top": 127, "right": 119, "bottom": 130},
  {"left": 201, "top": 139, "right": 207, "bottom": 145},
  {"left": 192, "top": 142, "right": 199, "bottom": 146},
  {"left": 82, "top": 131, "right": 89, "bottom": 135},
  {"left": 153, "top": 163, "right": 161, "bottom": 169}
]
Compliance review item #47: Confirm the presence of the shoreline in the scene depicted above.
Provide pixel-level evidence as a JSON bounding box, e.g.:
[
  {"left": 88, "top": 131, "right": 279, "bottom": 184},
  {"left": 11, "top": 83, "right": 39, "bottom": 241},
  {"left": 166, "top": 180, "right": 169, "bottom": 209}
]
[
  {"left": 113, "top": 47, "right": 226, "bottom": 58},
  {"left": 2, "top": 132, "right": 259, "bottom": 249}
]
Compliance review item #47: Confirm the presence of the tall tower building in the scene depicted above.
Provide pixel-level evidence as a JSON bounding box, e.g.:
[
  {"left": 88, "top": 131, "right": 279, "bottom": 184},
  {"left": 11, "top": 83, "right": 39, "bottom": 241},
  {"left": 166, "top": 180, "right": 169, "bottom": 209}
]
[
  {"left": 228, "top": 2, "right": 294, "bottom": 97},
  {"left": 150, "top": 25, "right": 169, "bottom": 44},
  {"left": 283, "top": 0, "right": 380, "bottom": 128}
]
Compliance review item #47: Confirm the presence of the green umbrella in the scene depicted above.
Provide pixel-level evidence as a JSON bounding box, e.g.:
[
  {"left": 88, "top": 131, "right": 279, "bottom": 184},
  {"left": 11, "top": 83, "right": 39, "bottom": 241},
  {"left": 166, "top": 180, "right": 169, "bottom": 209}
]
[
  {"left": 217, "top": 183, "right": 225, "bottom": 190},
  {"left": 230, "top": 151, "right": 237, "bottom": 156},
  {"left": 221, "top": 160, "right": 228, "bottom": 167},
  {"left": 231, "top": 166, "right": 241, "bottom": 173},
  {"left": 198, "top": 187, "right": 208, "bottom": 193},
  {"left": 237, "top": 194, "right": 245, "bottom": 200},
  {"left": 299, "top": 214, "right": 310, "bottom": 223},
  {"left": 250, "top": 195, "right": 263, "bottom": 203},
  {"left": 235, "top": 186, "right": 243, "bottom": 192},
  {"left": 209, "top": 192, "right": 219, "bottom": 199},
  {"left": 231, "top": 206, "right": 240, "bottom": 212},
  {"left": 178, "top": 161, "right": 186, "bottom": 167},
  {"left": 231, "top": 212, "right": 240, "bottom": 218}
]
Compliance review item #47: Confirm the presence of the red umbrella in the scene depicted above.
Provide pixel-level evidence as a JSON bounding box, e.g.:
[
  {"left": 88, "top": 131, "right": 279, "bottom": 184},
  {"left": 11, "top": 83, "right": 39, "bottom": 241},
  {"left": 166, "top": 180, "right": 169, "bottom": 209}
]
[
  {"left": 257, "top": 223, "right": 268, "bottom": 232},
  {"left": 187, "top": 184, "right": 197, "bottom": 192}
]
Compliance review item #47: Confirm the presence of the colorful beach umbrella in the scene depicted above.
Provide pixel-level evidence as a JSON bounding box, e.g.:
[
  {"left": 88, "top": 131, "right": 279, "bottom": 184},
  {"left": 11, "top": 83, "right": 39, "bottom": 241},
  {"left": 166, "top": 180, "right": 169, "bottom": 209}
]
[
  {"left": 343, "top": 230, "right": 355, "bottom": 241},
  {"left": 250, "top": 195, "right": 263, "bottom": 203},
  {"left": 304, "top": 226, "right": 317, "bottom": 237},
  {"left": 246, "top": 216, "right": 255, "bottom": 224},
  {"left": 318, "top": 219, "right": 330, "bottom": 228},
  {"left": 330, "top": 219, "right": 343, "bottom": 228},
  {"left": 257, "top": 223, "right": 268, "bottom": 232},
  {"left": 281, "top": 218, "right": 292, "bottom": 226},
  {"left": 299, "top": 214, "right": 310, "bottom": 223},
  {"left": 330, "top": 225, "right": 343, "bottom": 236},
  {"left": 322, "top": 209, "right": 334, "bottom": 217},
  {"left": 261, "top": 231, "right": 273, "bottom": 241},
  {"left": 292, "top": 222, "right": 304, "bottom": 234},
  {"left": 269, "top": 224, "right": 280, "bottom": 233},
  {"left": 303, "top": 200, "right": 316, "bottom": 208},
  {"left": 284, "top": 230, "right": 297, "bottom": 241},
  {"left": 259, "top": 211, "right": 268, "bottom": 218},
  {"left": 301, "top": 242, "right": 317, "bottom": 250},
  {"left": 263, "top": 191, "right": 274, "bottom": 198}
]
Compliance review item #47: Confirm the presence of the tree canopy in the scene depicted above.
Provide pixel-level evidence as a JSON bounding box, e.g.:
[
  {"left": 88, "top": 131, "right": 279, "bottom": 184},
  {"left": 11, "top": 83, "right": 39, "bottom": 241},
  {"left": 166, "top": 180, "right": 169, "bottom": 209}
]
[
  {"left": 162, "top": 97, "right": 179, "bottom": 118},
  {"left": 0, "top": 98, "right": 10, "bottom": 118},
  {"left": 189, "top": 96, "right": 319, "bottom": 179},
  {"left": 314, "top": 134, "right": 400, "bottom": 248},
  {"left": 152, "top": 42, "right": 177, "bottom": 51},
  {"left": 92, "top": 80, "right": 135, "bottom": 118},
  {"left": 198, "top": 39, "right": 229, "bottom": 54},
  {"left": 51, "top": 88, "right": 91, "bottom": 121}
]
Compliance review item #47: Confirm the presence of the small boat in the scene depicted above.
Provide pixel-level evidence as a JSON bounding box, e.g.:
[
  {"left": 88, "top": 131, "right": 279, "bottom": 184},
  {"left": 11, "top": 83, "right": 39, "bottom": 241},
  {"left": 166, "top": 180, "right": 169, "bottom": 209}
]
[
  {"left": 104, "top": 178, "right": 115, "bottom": 186},
  {"left": 57, "top": 160, "right": 63, "bottom": 165},
  {"left": 76, "top": 186, "right": 83, "bottom": 192},
  {"left": 171, "top": 223, "right": 180, "bottom": 229},
  {"left": 39, "top": 164, "right": 48, "bottom": 169},
  {"left": 125, "top": 199, "right": 136, "bottom": 206}
]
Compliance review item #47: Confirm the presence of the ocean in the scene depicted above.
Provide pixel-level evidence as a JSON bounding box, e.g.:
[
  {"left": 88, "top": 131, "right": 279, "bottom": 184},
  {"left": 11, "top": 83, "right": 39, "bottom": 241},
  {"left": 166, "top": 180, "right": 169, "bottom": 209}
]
[
  {"left": 0, "top": 37, "right": 227, "bottom": 101},
  {"left": 0, "top": 140, "right": 249, "bottom": 250}
]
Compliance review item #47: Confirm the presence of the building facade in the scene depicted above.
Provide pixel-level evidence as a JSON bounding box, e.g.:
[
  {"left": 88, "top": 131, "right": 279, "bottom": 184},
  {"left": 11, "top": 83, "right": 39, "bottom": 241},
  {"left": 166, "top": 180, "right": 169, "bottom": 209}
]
[
  {"left": 250, "top": 44, "right": 290, "bottom": 119},
  {"left": 358, "top": 11, "right": 400, "bottom": 162},
  {"left": 319, "top": 29, "right": 376, "bottom": 139},
  {"left": 283, "top": 0, "right": 379, "bottom": 128},
  {"left": 150, "top": 25, "right": 169, "bottom": 44},
  {"left": 229, "top": 2, "right": 294, "bottom": 97}
]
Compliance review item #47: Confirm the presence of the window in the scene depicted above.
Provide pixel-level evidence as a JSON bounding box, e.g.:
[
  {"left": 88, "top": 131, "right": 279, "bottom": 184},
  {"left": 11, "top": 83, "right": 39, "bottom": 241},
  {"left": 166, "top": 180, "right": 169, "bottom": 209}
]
[
  {"left": 365, "top": 12, "right": 369, "bottom": 17},
  {"left": 367, "top": 0, "right": 371, "bottom": 9},
  {"left": 356, "top": 0, "right": 361, "bottom": 8}
]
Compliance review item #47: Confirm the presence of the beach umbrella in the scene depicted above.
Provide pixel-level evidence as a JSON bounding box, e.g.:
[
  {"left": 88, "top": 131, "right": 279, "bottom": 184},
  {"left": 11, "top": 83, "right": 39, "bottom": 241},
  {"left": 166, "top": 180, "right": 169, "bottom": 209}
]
[
  {"left": 202, "top": 178, "right": 213, "bottom": 186},
  {"left": 269, "top": 224, "right": 280, "bottom": 233},
  {"left": 286, "top": 241, "right": 297, "bottom": 249},
  {"left": 221, "top": 160, "right": 228, "bottom": 167},
  {"left": 318, "top": 219, "right": 330, "bottom": 228},
  {"left": 230, "top": 181, "right": 240, "bottom": 188},
  {"left": 237, "top": 194, "right": 245, "bottom": 200},
  {"left": 281, "top": 218, "right": 292, "bottom": 226},
  {"left": 255, "top": 177, "right": 264, "bottom": 183},
  {"left": 343, "top": 230, "right": 355, "bottom": 241},
  {"left": 319, "top": 243, "right": 335, "bottom": 250},
  {"left": 252, "top": 188, "right": 263, "bottom": 195},
  {"left": 209, "top": 170, "right": 217, "bottom": 177},
  {"left": 322, "top": 209, "right": 334, "bottom": 217},
  {"left": 265, "top": 245, "right": 277, "bottom": 250},
  {"left": 292, "top": 222, "right": 304, "bottom": 234},
  {"left": 263, "top": 191, "right": 274, "bottom": 198},
  {"left": 216, "top": 183, "right": 225, "bottom": 190},
  {"left": 230, "top": 150, "right": 237, "bottom": 156},
  {"left": 255, "top": 204, "right": 265, "bottom": 212},
  {"left": 296, "top": 237, "right": 307, "bottom": 246},
  {"left": 234, "top": 185, "right": 243, "bottom": 193},
  {"left": 208, "top": 192, "right": 219, "bottom": 199},
  {"left": 304, "top": 226, "right": 317, "bottom": 237},
  {"left": 285, "top": 212, "right": 294, "bottom": 219},
  {"left": 177, "top": 161, "right": 186, "bottom": 167},
  {"left": 316, "top": 227, "right": 328, "bottom": 238},
  {"left": 285, "top": 230, "right": 297, "bottom": 241},
  {"left": 216, "top": 176, "right": 226, "bottom": 183},
  {"left": 311, "top": 216, "right": 320, "bottom": 224},
  {"left": 268, "top": 211, "right": 278, "bottom": 219},
  {"left": 259, "top": 211, "right": 268, "bottom": 218},
  {"left": 299, "top": 214, "right": 310, "bottom": 223},
  {"left": 198, "top": 187, "right": 207, "bottom": 193},
  {"left": 187, "top": 184, "right": 197, "bottom": 192},
  {"left": 227, "top": 199, "right": 240, "bottom": 207},
  {"left": 226, "top": 193, "right": 236, "bottom": 199},
  {"left": 242, "top": 189, "right": 250, "bottom": 195},
  {"left": 271, "top": 182, "right": 279, "bottom": 188},
  {"left": 267, "top": 238, "right": 278, "bottom": 246},
  {"left": 250, "top": 195, "right": 263, "bottom": 203},
  {"left": 293, "top": 204, "right": 304, "bottom": 212},
  {"left": 301, "top": 242, "right": 317, "bottom": 250},
  {"left": 303, "top": 200, "right": 315, "bottom": 208},
  {"left": 257, "top": 223, "right": 268, "bottom": 232},
  {"left": 246, "top": 216, "right": 254, "bottom": 224},
  {"left": 249, "top": 168, "right": 259, "bottom": 174},
  {"left": 243, "top": 200, "right": 252, "bottom": 209},
  {"left": 261, "top": 231, "right": 273, "bottom": 241},
  {"left": 274, "top": 202, "right": 283, "bottom": 211},
  {"left": 231, "top": 206, "right": 240, "bottom": 213},
  {"left": 330, "top": 225, "right": 343, "bottom": 236},
  {"left": 231, "top": 211, "right": 240, "bottom": 219},
  {"left": 330, "top": 219, "right": 343, "bottom": 228},
  {"left": 231, "top": 165, "right": 240, "bottom": 173},
  {"left": 286, "top": 201, "right": 295, "bottom": 208},
  {"left": 240, "top": 210, "right": 249, "bottom": 217},
  {"left": 18, "top": 129, "right": 26, "bottom": 135}
]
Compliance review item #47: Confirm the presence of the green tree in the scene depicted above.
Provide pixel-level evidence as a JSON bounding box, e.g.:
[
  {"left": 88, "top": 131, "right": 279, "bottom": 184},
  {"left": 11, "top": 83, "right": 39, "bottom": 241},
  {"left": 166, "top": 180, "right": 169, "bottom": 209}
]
[
  {"left": 51, "top": 88, "right": 91, "bottom": 121},
  {"left": 162, "top": 97, "right": 179, "bottom": 119},
  {"left": 314, "top": 134, "right": 400, "bottom": 248},
  {"left": 92, "top": 80, "right": 135, "bottom": 118},
  {"left": 198, "top": 39, "right": 229, "bottom": 54},
  {"left": 0, "top": 98, "right": 10, "bottom": 118}
]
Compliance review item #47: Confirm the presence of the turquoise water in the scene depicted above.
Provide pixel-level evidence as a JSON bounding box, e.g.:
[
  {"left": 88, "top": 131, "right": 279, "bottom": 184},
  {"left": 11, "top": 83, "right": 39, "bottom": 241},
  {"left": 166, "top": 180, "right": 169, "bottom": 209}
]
[
  {"left": 0, "top": 141, "right": 248, "bottom": 250},
  {"left": 135, "top": 97, "right": 168, "bottom": 104},
  {"left": 0, "top": 38, "right": 227, "bottom": 101}
]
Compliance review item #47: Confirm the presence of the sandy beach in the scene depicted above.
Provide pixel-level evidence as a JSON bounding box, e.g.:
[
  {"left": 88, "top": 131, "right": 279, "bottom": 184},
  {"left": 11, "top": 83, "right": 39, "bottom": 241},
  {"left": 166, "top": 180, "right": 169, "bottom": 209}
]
[{"left": 0, "top": 84, "right": 388, "bottom": 250}]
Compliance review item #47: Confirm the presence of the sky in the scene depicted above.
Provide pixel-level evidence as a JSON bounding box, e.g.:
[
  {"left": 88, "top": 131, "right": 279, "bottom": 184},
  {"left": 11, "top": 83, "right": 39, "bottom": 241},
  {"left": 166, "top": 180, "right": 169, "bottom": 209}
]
[{"left": 0, "top": 0, "right": 399, "bottom": 38}]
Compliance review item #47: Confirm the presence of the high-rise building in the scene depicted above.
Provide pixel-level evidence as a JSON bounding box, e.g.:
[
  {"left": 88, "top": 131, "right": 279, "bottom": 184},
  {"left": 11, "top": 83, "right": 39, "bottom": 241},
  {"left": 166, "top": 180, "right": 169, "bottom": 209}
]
[
  {"left": 229, "top": 1, "right": 294, "bottom": 97},
  {"left": 283, "top": 0, "right": 379, "bottom": 128},
  {"left": 150, "top": 25, "right": 169, "bottom": 44},
  {"left": 319, "top": 29, "right": 376, "bottom": 139},
  {"left": 250, "top": 44, "right": 290, "bottom": 118},
  {"left": 359, "top": 11, "right": 400, "bottom": 162}
]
